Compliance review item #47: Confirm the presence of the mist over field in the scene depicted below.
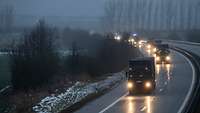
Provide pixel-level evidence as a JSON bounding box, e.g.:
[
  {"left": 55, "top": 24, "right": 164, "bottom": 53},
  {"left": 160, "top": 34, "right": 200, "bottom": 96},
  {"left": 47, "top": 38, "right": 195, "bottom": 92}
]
[
  {"left": 0, "top": 0, "right": 105, "bottom": 30},
  {"left": 0, "top": 0, "right": 199, "bottom": 31}
]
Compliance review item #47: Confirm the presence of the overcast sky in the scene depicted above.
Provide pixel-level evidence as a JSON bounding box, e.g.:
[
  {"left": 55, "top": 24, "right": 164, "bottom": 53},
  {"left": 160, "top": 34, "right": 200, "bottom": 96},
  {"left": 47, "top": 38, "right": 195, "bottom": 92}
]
[{"left": 0, "top": 0, "right": 105, "bottom": 17}]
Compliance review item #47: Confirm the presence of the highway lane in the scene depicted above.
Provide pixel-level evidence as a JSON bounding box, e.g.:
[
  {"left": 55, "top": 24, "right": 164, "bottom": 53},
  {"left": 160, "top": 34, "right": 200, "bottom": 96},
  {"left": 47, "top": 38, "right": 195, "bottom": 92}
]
[{"left": 74, "top": 49, "right": 194, "bottom": 113}]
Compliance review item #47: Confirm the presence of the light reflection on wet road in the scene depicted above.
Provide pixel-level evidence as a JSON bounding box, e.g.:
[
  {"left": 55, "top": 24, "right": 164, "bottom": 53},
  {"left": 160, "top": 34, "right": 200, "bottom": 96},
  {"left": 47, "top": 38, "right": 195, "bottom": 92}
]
[
  {"left": 116, "top": 63, "right": 173, "bottom": 113},
  {"left": 75, "top": 49, "right": 193, "bottom": 113},
  {"left": 123, "top": 96, "right": 154, "bottom": 113}
]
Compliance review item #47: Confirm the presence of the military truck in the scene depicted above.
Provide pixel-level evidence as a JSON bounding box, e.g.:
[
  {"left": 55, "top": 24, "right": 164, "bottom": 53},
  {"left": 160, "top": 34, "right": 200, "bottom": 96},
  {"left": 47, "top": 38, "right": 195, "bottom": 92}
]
[
  {"left": 127, "top": 57, "right": 156, "bottom": 94},
  {"left": 155, "top": 44, "right": 171, "bottom": 64}
]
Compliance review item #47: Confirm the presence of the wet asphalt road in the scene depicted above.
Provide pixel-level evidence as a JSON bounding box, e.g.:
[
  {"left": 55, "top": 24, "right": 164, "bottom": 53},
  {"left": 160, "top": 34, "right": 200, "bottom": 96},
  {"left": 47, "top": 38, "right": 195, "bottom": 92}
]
[{"left": 74, "top": 46, "right": 194, "bottom": 113}]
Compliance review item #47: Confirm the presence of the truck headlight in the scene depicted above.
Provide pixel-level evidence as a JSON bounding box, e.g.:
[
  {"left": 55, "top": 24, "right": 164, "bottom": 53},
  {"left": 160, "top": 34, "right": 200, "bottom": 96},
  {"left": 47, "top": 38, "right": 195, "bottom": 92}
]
[
  {"left": 166, "top": 56, "right": 170, "bottom": 61},
  {"left": 153, "top": 48, "right": 157, "bottom": 52},
  {"left": 145, "top": 82, "right": 152, "bottom": 88},
  {"left": 127, "top": 82, "right": 133, "bottom": 89},
  {"left": 147, "top": 44, "right": 151, "bottom": 49},
  {"left": 156, "top": 56, "right": 160, "bottom": 61}
]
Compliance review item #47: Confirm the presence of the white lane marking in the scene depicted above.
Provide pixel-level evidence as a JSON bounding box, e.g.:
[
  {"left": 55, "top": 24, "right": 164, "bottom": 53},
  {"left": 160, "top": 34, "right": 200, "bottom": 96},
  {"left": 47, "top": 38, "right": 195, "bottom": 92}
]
[
  {"left": 175, "top": 51, "right": 196, "bottom": 113},
  {"left": 98, "top": 92, "right": 128, "bottom": 113},
  {"left": 0, "top": 85, "right": 10, "bottom": 93},
  {"left": 140, "top": 106, "right": 147, "bottom": 111}
]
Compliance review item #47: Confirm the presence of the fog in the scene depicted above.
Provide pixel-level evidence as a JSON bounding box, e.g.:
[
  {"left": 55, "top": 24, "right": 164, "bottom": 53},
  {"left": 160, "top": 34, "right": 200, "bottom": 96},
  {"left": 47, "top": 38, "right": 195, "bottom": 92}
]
[
  {"left": 0, "top": 0, "right": 200, "bottom": 32},
  {"left": 0, "top": 0, "right": 105, "bottom": 30},
  {"left": 0, "top": 0, "right": 104, "bottom": 16}
]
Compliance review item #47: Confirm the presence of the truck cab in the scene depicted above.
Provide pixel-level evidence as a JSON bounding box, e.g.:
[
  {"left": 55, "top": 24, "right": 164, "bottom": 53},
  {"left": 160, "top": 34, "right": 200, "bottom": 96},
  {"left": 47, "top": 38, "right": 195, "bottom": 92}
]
[
  {"left": 155, "top": 44, "right": 171, "bottom": 64},
  {"left": 127, "top": 57, "right": 156, "bottom": 94}
]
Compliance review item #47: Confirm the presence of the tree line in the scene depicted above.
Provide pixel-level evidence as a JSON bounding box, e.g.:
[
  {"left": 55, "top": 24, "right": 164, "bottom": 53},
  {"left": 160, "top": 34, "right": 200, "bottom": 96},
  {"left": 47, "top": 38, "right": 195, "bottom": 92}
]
[
  {"left": 102, "top": 0, "right": 200, "bottom": 32},
  {"left": 10, "top": 20, "right": 141, "bottom": 91},
  {"left": 0, "top": 4, "right": 14, "bottom": 33}
]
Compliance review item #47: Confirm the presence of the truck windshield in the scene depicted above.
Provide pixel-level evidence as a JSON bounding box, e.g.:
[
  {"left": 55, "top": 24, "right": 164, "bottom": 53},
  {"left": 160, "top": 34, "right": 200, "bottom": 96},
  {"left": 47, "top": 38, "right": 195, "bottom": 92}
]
[
  {"left": 156, "top": 49, "right": 170, "bottom": 56},
  {"left": 129, "top": 61, "right": 152, "bottom": 76}
]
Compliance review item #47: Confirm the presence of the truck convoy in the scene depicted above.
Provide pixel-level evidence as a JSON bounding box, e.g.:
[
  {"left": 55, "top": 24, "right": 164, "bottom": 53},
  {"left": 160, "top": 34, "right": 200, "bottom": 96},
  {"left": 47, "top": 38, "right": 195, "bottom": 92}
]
[{"left": 127, "top": 57, "right": 156, "bottom": 94}]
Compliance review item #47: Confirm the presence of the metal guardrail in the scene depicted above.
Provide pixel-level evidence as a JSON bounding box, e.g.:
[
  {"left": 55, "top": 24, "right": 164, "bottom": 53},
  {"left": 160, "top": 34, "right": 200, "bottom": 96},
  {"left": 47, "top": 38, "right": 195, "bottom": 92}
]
[
  {"left": 161, "top": 39, "right": 200, "bottom": 46},
  {"left": 0, "top": 85, "right": 11, "bottom": 96},
  {"left": 170, "top": 46, "right": 200, "bottom": 113}
]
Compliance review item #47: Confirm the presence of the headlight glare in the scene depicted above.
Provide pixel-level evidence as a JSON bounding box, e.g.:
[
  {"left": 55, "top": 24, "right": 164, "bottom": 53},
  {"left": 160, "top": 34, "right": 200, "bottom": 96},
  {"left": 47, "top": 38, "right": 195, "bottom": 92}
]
[
  {"left": 147, "top": 44, "right": 151, "bottom": 49},
  {"left": 127, "top": 82, "right": 133, "bottom": 89},
  {"left": 166, "top": 56, "right": 170, "bottom": 61},
  {"left": 145, "top": 82, "right": 152, "bottom": 88},
  {"left": 153, "top": 48, "right": 157, "bottom": 52},
  {"left": 156, "top": 57, "right": 160, "bottom": 61}
]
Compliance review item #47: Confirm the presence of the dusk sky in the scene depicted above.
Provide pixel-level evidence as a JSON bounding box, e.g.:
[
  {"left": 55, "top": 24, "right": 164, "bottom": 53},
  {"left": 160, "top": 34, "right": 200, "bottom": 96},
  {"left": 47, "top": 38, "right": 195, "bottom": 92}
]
[{"left": 0, "top": 0, "right": 105, "bottom": 17}]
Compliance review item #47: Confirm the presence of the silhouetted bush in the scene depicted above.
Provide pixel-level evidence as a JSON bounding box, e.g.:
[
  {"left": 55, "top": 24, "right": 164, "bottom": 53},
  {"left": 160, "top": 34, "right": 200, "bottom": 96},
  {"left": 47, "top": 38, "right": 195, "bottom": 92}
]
[
  {"left": 96, "top": 38, "right": 140, "bottom": 74},
  {"left": 65, "top": 55, "right": 101, "bottom": 77},
  {"left": 63, "top": 33, "right": 141, "bottom": 78},
  {"left": 10, "top": 20, "right": 59, "bottom": 90},
  {"left": 61, "top": 28, "right": 102, "bottom": 56}
]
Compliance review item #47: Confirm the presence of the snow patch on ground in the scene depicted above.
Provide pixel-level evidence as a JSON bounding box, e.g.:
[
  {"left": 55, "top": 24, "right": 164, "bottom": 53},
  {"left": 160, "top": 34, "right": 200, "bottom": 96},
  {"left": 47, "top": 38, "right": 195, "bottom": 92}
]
[{"left": 32, "top": 72, "right": 125, "bottom": 113}]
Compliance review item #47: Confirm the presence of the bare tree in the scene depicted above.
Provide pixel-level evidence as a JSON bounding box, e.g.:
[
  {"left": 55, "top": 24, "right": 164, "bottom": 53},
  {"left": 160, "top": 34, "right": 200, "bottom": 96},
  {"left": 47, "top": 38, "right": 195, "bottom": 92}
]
[
  {"left": 102, "top": 0, "right": 117, "bottom": 33},
  {"left": 102, "top": 0, "right": 126, "bottom": 33},
  {"left": 102, "top": 0, "right": 200, "bottom": 32},
  {"left": 115, "top": 0, "right": 124, "bottom": 32},
  {"left": 126, "top": 0, "right": 133, "bottom": 32},
  {"left": 11, "top": 20, "right": 59, "bottom": 90},
  {"left": 0, "top": 4, "right": 14, "bottom": 33}
]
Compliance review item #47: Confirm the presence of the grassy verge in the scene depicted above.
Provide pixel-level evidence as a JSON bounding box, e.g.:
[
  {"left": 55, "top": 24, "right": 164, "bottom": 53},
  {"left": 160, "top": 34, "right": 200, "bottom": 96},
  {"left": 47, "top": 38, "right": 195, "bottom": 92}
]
[
  {"left": 3, "top": 74, "right": 112, "bottom": 113},
  {"left": 60, "top": 92, "right": 105, "bottom": 113},
  {"left": 0, "top": 55, "right": 11, "bottom": 113},
  {"left": 0, "top": 55, "right": 11, "bottom": 89},
  {"left": 60, "top": 79, "right": 122, "bottom": 113}
]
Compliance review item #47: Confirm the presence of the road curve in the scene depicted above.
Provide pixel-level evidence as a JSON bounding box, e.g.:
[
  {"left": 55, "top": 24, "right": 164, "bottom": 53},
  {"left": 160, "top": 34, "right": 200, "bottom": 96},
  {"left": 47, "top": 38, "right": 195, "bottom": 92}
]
[
  {"left": 74, "top": 49, "right": 194, "bottom": 113},
  {"left": 167, "top": 42, "right": 200, "bottom": 56}
]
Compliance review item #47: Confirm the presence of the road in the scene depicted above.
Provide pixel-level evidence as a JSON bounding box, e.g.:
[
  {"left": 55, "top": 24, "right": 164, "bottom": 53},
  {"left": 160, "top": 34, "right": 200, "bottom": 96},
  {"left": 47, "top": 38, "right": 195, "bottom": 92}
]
[
  {"left": 73, "top": 48, "right": 194, "bottom": 113},
  {"left": 168, "top": 42, "right": 200, "bottom": 56}
]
